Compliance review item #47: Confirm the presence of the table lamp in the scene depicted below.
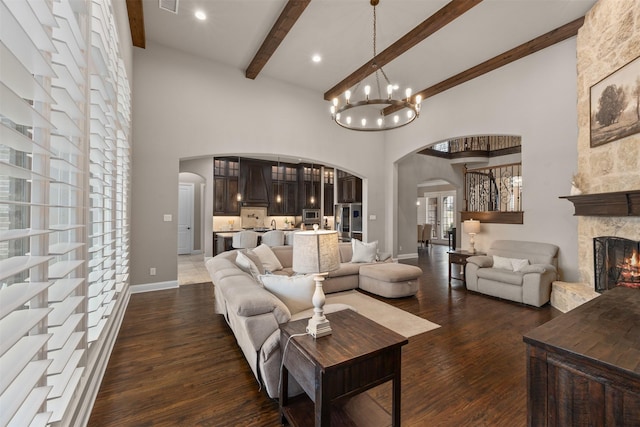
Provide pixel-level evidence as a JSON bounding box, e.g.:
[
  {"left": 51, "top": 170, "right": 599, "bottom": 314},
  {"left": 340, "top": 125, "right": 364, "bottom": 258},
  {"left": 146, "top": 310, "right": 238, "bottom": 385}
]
[
  {"left": 463, "top": 219, "right": 481, "bottom": 253},
  {"left": 293, "top": 225, "right": 340, "bottom": 338}
]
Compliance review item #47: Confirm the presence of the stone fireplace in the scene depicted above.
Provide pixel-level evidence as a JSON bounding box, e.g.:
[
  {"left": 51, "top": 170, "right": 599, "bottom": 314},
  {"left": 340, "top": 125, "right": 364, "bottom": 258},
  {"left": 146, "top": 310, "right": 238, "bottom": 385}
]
[
  {"left": 575, "top": 0, "right": 640, "bottom": 287},
  {"left": 551, "top": 0, "right": 640, "bottom": 313}
]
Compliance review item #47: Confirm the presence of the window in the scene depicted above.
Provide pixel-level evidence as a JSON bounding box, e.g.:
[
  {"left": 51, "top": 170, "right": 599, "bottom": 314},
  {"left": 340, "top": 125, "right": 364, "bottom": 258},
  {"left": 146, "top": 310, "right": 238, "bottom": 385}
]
[{"left": 0, "top": 1, "right": 131, "bottom": 425}]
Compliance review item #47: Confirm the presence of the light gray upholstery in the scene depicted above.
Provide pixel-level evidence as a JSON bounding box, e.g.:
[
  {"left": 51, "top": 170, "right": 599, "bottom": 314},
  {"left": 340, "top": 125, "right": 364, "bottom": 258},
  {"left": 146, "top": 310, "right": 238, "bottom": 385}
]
[
  {"left": 232, "top": 230, "right": 259, "bottom": 249},
  {"left": 359, "top": 263, "right": 421, "bottom": 298},
  {"left": 260, "top": 230, "right": 284, "bottom": 247},
  {"left": 465, "top": 240, "right": 559, "bottom": 307},
  {"left": 206, "top": 242, "right": 421, "bottom": 398}
]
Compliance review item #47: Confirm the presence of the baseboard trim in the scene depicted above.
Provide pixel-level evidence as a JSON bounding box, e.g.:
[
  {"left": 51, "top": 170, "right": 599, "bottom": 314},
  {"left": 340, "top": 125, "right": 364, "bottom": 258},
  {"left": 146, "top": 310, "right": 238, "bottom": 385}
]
[
  {"left": 130, "top": 280, "right": 179, "bottom": 294},
  {"left": 397, "top": 253, "right": 418, "bottom": 260}
]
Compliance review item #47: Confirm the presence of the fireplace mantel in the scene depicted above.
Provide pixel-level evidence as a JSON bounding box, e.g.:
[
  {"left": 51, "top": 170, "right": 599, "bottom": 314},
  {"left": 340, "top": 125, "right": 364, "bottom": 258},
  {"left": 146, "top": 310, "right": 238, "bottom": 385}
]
[{"left": 560, "top": 190, "right": 640, "bottom": 216}]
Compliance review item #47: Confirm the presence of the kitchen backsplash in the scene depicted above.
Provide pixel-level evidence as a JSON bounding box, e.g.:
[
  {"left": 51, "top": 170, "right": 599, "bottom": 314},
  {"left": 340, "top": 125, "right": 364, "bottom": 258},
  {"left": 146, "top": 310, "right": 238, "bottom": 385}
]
[{"left": 240, "top": 207, "right": 268, "bottom": 228}]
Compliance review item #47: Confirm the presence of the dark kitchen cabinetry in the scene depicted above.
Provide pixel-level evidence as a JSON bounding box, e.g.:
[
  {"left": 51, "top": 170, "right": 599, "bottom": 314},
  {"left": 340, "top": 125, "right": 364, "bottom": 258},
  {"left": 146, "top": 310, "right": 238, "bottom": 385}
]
[
  {"left": 323, "top": 169, "right": 334, "bottom": 217},
  {"left": 213, "top": 158, "right": 239, "bottom": 215},
  {"left": 337, "top": 170, "right": 362, "bottom": 203},
  {"left": 300, "top": 164, "right": 321, "bottom": 210},
  {"left": 523, "top": 286, "right": 640, "bottom": 427},
  {"left": 240, "top": 161, "right": 270, "bottom": 207},
  {"left": 269, "top": 164, "right": 298, "bottom": 216}
]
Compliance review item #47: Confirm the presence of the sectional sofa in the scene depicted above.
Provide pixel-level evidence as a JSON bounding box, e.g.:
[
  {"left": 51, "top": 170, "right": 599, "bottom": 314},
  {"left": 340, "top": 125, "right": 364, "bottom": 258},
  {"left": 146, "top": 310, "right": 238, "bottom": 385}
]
[{"left": 205, "top": 242, "right": 421, "bottom": 398}]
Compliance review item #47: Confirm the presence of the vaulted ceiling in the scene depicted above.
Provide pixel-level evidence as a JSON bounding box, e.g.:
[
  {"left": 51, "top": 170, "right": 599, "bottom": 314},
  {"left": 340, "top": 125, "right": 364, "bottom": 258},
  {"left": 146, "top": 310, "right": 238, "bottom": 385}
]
[{"left": 127, "top": 0, "right": 596, "bottom": 106}]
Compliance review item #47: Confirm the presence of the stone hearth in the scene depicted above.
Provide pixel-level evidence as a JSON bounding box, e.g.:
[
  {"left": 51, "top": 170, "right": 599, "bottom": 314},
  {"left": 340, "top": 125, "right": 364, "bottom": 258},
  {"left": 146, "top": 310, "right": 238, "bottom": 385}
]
[{"left": 550, "top": 281, "right": 600, "bottom": 313}]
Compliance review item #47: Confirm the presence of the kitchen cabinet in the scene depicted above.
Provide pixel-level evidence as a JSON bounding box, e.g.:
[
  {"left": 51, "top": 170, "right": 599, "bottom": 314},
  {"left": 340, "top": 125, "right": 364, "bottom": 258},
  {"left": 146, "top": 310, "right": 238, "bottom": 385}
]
[
  {"left": 269, "top": 164, "right": 298, "bottom": 216},
  {"left": 213, "top": 158, "right": 239, "bottom": 215},
  {"left": 270, "top": 181, "right": 297, "bottom": 216},
  {"left": 323, "top": 169, "right": 334, "bottom": 216},
  {"left": 300, "top": 164, "right": 321, "bottom": 209},
  {"left": 338, "top": 171, "right": 362, "bottom": 203},
  {"left": 240, "top": 161, "right": 270, "bottom": 207}
]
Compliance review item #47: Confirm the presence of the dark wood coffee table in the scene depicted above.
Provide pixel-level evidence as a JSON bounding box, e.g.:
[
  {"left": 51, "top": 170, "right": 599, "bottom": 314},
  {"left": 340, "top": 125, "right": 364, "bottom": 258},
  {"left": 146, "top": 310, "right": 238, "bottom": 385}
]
[{"left": 279, "top": 309, "right": 408, "bottom": 427}]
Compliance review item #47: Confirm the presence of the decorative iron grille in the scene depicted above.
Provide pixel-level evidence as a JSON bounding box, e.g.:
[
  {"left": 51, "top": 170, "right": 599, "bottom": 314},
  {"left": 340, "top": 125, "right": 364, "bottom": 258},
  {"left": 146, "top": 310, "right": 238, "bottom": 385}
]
[
  {"left": 465, "top": 163, "right": 522, "bottom": 212},
  {"left": 432, "top": 135, "right": 521, "bottom": 154}
]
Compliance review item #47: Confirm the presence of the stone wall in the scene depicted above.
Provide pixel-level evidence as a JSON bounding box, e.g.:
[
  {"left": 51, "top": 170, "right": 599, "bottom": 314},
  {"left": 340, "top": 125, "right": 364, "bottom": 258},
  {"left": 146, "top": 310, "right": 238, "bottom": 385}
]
[{"left": 576, "top": 0, "right": 640, "bottom": 285}]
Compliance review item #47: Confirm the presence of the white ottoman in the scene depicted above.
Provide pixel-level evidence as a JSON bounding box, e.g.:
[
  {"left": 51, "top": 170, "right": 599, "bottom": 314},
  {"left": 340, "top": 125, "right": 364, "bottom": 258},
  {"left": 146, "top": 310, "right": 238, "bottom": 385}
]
[{"left": 359, "top": 263, "right": 421, "bottom": 298}]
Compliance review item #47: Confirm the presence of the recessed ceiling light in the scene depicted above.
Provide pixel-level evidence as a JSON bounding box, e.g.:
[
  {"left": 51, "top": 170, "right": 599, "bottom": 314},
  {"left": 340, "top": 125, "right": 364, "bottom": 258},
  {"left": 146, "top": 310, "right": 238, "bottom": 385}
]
[
  {"left": 195, "top": 10, "right": 206, "bottom": 20},
  {"left": 312, "top": 54, "right": 322, "bottom": 63}
]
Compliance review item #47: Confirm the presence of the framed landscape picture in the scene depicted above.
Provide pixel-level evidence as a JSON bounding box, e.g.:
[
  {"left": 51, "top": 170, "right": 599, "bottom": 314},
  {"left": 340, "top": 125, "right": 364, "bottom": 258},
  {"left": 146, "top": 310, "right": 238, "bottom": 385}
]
[{"left": 590, "top": 55, "right": 640, "bottom": 148}]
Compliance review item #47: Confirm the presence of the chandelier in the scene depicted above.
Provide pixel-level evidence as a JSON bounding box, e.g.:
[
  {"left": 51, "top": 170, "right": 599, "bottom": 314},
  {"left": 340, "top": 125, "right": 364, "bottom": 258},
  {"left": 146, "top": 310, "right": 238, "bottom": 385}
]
[{"left": 329, "top": 0, "right": 422, "bottom": 131}]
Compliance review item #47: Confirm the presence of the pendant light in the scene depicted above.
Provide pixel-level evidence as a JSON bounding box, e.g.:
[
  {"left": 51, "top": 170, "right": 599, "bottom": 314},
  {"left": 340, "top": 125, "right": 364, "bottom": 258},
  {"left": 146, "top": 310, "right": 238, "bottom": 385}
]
[
  {"left": 236, "top": 156, "right": 242, "bottom": 202},
  {"left": 276, "top": 157, "right": 282, "bottom": 203},
  {"left": 310, "top": 163, "right": 315, "bottom": 205}
]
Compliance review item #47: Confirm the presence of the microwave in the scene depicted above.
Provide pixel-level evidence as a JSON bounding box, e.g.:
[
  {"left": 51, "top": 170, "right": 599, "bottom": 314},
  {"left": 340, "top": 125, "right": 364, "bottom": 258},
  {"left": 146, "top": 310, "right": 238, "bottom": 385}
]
[{"left": 302, "top": 209, "right": 321, "bottom": 224}]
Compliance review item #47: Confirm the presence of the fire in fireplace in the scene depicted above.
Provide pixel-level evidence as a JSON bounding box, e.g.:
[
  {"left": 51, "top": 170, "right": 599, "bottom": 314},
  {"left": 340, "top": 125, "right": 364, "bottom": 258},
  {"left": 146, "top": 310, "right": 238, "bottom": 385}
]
[{"left": 594, "top": 236, "right": 640, "bottom": 293}]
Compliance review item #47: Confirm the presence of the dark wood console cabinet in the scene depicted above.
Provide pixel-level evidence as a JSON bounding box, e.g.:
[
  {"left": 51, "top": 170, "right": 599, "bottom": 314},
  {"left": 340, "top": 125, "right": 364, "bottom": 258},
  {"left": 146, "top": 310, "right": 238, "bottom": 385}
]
[{"left": 523, "top": 286, "right": 640, "bottom": 426}]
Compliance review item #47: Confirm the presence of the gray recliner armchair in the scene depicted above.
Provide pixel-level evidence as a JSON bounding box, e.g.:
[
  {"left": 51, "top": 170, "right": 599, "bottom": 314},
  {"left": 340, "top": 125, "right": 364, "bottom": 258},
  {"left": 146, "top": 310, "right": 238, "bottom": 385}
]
[{"left": 465, "top": 240, "right": 559, "bottom": 307}]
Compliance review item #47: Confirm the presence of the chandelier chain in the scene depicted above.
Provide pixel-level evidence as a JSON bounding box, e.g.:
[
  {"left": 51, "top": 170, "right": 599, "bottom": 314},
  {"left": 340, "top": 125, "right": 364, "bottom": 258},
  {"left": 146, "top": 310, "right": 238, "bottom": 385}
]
[{"left": 372, "top": 2, "right": 390, "bottom": 98}]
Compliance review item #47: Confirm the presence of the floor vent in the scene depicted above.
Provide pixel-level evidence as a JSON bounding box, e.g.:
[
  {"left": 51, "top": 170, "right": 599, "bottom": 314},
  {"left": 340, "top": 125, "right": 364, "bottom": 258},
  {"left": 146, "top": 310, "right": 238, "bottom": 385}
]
[{"left": 159, "top": 0, "right": 179, "bottom": 14}]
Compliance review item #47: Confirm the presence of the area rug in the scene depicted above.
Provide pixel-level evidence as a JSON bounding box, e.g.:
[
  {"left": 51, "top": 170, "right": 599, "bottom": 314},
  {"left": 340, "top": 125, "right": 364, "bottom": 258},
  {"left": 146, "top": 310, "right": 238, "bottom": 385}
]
[{"left": 324, "top": 290, "right": 440, "bottom": 338}]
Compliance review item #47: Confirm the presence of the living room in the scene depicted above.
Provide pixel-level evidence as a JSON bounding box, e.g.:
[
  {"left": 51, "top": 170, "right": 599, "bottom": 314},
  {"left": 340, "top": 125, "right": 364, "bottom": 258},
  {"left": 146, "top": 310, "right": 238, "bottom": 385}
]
[{"left": 2, "top": 0, "right": 639, "bottom": 425}]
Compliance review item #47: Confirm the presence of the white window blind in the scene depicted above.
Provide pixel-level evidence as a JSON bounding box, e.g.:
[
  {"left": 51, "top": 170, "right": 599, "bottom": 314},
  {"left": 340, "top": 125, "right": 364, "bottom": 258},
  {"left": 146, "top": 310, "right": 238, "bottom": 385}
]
[{"left": 0, "top": 1, "right": 131, "bottom": 426}]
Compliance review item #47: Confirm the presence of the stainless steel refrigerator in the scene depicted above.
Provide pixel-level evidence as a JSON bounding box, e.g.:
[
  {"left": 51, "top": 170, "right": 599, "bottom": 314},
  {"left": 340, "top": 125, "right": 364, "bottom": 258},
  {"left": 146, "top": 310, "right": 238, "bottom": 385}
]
[{"left": 334, "top": 203, "right": 362, "bottom": 241}]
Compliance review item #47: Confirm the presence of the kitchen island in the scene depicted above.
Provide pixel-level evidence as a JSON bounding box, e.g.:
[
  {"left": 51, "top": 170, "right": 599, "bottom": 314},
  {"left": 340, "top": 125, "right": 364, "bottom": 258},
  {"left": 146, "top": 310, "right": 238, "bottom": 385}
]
[{"left": 212, "top": 228, "right": 298, "bottom": 255}]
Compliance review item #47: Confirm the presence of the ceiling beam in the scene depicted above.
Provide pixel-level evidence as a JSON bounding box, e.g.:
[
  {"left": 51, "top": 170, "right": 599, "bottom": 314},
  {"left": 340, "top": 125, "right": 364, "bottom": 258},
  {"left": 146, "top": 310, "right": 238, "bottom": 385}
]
[
  {"left": 126, "top": 0, "right": 146, "bottom": 48},
  {"left": 383, "top": 16, "right": 585, "bottom": 116},
  {"left": 323, "top": 0, "right": 483, "bottom": 101},
  {"left": 245, "top": 0, "right": 311, "bottom": 80}
]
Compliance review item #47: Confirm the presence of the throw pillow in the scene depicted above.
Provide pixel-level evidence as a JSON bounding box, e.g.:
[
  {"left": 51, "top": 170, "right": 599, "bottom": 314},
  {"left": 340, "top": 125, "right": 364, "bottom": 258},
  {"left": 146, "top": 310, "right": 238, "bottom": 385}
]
[
  {"left": 351, "top": 239, "right": 378, "bottom": 263},
  {"left": 493, "top": 255, "right": 513, "bottom": 271},
  {"left": 258, "top": 274, "right": 315, "bottom": 314},
  {"left": 236, "top": 250, "right": 265, "bottom": 280},
  {"left": 253, "top": 244, "right": 284, "bottom": 272},
  {"left": 510, "top": 258, "right": 530, "bottom": 272}
]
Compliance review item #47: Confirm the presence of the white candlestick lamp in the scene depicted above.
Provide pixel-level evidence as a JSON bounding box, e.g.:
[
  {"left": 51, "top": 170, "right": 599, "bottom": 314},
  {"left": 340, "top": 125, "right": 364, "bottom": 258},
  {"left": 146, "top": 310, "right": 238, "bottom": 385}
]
[
  {"left": 292, "top": 225, "right": 340, "bottom": 338},
  {"left": 463, "top": 219, "right": 481, "bottom": 254}
]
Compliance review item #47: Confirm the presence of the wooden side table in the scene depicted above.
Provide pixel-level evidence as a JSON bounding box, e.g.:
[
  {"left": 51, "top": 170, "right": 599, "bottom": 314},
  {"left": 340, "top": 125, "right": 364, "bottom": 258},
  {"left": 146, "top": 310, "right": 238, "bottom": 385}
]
[
  {"left": 448, "top": 250, "right": 484, "bottom": 285},
  {"left": 279, "top": 309, "right": 408, "bottom": 427}
]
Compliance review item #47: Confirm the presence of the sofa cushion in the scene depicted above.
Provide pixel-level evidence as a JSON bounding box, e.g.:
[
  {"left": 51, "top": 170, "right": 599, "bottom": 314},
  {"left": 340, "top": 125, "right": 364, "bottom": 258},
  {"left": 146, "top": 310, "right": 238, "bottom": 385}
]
[
  {"left": 493, "top": 255, "right": 513, "bottom": 270},
  {"left": 236, "top": 250, "right": 265, "bottom": 279},
  {"left": 477, "top": 268, "right": 523, "bottom": 286},
  {"left": 492, "top": 255, "right": 531, "bottom": 272},
  {"left": 338, "top": 243, "right": 353, "bottom": 263},
  {"left": 521, "top": 264, "right": 555, "bottom": 274},
  {"left": 488, "top": 240, "right": 559, "bottom": 265},
  {"left": 259, "top": 274, "right": 315, "bottom": 314},
  {"left": 359, "top": 263, "right": 422, "bottom": 283},
  {"left": 327, "top": 262, "right": 362, "bottom": 278},
  {"left": 253, "top": 244, "right": 283, "bottom": 272},
  {"left": 351, "top": 239, "right": 378, "bottom": 263},
  {"left": 270, "top": 245, "right": 293, "bottom": 268},
  {"left": 511, "top": 258, "right": 530, "bottom": 272}
]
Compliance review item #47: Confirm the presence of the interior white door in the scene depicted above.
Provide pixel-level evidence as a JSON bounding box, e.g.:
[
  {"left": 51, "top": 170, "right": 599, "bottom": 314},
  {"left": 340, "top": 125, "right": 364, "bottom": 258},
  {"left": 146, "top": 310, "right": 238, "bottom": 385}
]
[{"left": 178, "top": 183, "right": 194, "bottom": 255}]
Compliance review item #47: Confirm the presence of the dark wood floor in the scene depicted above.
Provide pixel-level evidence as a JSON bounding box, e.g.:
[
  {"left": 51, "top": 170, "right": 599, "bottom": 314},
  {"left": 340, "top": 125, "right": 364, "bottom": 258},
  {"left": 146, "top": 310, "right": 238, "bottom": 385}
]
[{"left": 89, "top": 244, "right": 561, "bottom": 426}]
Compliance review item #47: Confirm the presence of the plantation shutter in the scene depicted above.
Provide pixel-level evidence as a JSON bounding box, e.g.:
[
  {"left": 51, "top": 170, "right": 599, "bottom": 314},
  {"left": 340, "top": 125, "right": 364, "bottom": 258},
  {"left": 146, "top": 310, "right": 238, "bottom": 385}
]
[{"left": 0, "top": 0, "right": 131, "bottom": 425}]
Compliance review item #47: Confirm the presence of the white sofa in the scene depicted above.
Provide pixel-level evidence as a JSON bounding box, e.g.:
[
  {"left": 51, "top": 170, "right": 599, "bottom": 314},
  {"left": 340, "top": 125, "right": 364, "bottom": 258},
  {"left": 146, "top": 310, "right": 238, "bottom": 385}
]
[
  {"left": 465, "top": 240, "right": 559, "bottom": 307},
  {"left": 206, "top": 242, "right": 421, "bottom": 399}
]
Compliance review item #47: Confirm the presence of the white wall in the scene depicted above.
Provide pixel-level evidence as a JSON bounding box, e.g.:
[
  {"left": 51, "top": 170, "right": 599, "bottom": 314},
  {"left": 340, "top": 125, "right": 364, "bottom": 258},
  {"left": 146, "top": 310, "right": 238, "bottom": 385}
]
[
  {"left": 131, "top": 42, "right": 387, "bottom": 285},
  {"left": 386, "top": 38, "right": 580, "bottom": 281},
  {"left": 132, "top": 35, "right": 583, "bottom": 284}
]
